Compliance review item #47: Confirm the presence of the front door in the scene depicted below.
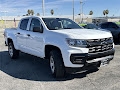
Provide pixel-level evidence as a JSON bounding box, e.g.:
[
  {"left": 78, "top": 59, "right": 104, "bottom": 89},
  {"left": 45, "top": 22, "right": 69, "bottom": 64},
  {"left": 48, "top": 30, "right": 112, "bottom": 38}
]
[{"left": 26, "top": 18, "right": 44, "bottom": 58}]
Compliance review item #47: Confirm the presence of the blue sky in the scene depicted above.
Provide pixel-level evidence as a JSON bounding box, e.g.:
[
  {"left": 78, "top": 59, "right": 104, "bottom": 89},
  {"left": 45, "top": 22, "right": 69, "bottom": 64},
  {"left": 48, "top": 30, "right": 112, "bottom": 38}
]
[{"left": 0, "top": 0, "right": 120, "bottom": 17}]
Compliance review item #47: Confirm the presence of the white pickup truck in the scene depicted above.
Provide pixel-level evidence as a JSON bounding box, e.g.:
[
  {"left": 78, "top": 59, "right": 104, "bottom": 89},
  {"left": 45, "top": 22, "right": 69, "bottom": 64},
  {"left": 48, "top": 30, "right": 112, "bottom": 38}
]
[{"left": 5, "top": 16, "right": 115, "bottom": 78}]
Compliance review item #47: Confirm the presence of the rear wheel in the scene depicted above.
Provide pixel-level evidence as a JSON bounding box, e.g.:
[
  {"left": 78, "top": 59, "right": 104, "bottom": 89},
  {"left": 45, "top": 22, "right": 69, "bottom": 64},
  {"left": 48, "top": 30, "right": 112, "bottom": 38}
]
[
  {"left": 49, "top": 50, "right": 65, "bottom": 78},
  {"left": 8, "top": 42, "right": 19, "bottom": 59},
  {"left": 5, "top": 41, "right": 7, "bottom": 46}
]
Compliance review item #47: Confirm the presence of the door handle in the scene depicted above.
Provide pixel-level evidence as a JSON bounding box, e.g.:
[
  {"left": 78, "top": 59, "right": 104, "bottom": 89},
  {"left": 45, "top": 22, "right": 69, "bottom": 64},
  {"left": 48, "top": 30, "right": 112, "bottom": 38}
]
[
  {"left": 17, "top": 32, "right": 20, "bottom": 35},
  {"left": 27, "top": 34, "right": 30, "bottom": 37}
]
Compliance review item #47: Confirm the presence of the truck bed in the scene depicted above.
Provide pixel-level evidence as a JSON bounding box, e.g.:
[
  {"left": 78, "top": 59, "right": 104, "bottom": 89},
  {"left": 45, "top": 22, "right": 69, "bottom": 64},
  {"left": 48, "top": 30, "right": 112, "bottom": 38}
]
[{"left": 4, "top": 28, "right": 17, "bottom": 45}]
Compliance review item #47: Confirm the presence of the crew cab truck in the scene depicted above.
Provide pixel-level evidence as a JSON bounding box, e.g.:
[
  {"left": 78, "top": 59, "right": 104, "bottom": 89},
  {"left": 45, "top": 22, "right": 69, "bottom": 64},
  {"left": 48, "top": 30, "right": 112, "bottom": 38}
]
[{"left": 5, "top": 16, "right": 115, "bottom": 78}]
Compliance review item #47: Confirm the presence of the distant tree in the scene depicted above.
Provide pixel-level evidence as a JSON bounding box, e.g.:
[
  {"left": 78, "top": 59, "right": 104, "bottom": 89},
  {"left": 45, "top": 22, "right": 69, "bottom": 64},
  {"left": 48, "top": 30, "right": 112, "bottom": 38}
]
[
  {"left": 51, "top": 9, "right": 54, "bottom": 15},
  {"left": 105, "top": 9, "right": 109, "bottom": 17},
  {"left": 103, "top": 10, "right": 106, "bottom": 17},
  {"left": 89, "top": 10, "right": 93, "bottom": 15},
  {"left": 31, "top": 10, "right": 34, "bottom": 15},
  {"left": 37, "top": 13, "right": 40, "bottom": 16},
  {"left": 26, "top": 14, "right": 29, "bottom": 16},
  {"left": 103, "top": 9, "right": 109, "bottom": 17},
  {"left": 27, "top": 9, "right": 31, "bottom": 15}
]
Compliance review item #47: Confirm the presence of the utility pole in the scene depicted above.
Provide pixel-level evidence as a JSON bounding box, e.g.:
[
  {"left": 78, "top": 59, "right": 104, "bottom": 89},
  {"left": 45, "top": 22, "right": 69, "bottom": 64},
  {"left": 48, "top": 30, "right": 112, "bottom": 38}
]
[
  {"left": 43, "top": 0, "right": 45, "bottom": 16},
  {"left": 80, "top": 1, "right": 83, "bottom": 23},
  {"left": 82, "top": 3, "right": 85, "bottom": 23},
  {"left": 73, "top": 0, "right": 75, "bottom": 21}
]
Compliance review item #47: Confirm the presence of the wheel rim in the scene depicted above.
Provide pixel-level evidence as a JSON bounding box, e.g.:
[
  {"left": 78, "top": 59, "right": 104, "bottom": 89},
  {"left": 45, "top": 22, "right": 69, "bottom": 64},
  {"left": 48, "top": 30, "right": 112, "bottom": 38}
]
[
  {"left": 50, "top": 56, "right": 55, "bottom": 74},
  {"left": 9, "top": 45, "right": 13, "bottom": 57}
]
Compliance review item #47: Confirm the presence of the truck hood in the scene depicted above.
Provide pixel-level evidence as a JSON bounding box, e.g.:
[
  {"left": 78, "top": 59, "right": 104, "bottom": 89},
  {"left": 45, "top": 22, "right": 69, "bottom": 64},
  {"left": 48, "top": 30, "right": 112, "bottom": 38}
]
[{"left": 52, "top": 29, "right": 112, "bottom": 39}]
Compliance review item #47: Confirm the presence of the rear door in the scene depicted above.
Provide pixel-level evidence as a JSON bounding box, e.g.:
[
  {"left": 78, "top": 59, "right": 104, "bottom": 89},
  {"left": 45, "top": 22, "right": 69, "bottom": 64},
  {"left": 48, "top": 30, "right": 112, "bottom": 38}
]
[
  {"left": 101, "top": 22, "right": 119, "bottom": 40},
  {"left": 26, "top": 18, "right": 44, "bottom": 57},
  {"left": 107, "top": 22, "right": 119, "bottom": 37},
  {"left": 17, "top": 18, "right": 29, "bottom": 52}
]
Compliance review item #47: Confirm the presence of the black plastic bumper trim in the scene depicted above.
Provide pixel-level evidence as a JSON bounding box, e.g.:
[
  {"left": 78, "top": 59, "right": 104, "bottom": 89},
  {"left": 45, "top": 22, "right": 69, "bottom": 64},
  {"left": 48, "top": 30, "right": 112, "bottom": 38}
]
[{"left": 70, "top": 49, "right": 115, "bottom": 64}]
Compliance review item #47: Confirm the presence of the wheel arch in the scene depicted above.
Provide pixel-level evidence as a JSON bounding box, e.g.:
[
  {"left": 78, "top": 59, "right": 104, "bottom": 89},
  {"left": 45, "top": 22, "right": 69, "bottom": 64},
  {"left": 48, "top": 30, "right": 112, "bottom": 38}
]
[
  {"left": 7, "top": 38, "right": 18, "bottom": 50},
  {"left": 7, "top": 38, "right": 13, "bottom": 44},
  {"left": 45, "top": 45, "right": 63, "bottom": 59}
]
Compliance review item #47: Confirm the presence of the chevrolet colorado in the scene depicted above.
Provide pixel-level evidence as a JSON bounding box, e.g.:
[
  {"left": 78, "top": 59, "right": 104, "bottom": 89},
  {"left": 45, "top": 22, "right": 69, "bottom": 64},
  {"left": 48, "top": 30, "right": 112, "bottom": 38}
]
[{"left": 4, "top": 17, "right": 115, "bottom": 78}]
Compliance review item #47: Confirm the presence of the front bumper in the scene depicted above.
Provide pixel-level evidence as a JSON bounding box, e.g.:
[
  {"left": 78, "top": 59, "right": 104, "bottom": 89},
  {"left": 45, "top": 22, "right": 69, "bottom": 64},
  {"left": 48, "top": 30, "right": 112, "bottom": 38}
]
[
  {"left": 65, "top": 49, "right": 115, "bottom": 73},
  {"left": 70, "top": 49, "right": 115, "bottom": 64},
  {"left": 61, "top": 46, "right": 115, "bottom": 68},
  {"left": 66, "top": 61, "right": 101, "bottom": 73}
]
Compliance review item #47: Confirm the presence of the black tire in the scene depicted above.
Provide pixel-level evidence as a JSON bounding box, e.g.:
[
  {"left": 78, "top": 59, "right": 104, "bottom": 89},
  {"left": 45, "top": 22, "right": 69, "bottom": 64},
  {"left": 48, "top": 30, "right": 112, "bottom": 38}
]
[
  {"left": 118, "top": 34, "right": 120, "bottom": 43},
  {"left": 49, "top": 50, "right": 65, "bottom": 78},
  {"left": 8, "top": 42, "right": 19, "bottom": 59},
  {"left": 5, "top": 41, "right": 7, "bottom": 46}
]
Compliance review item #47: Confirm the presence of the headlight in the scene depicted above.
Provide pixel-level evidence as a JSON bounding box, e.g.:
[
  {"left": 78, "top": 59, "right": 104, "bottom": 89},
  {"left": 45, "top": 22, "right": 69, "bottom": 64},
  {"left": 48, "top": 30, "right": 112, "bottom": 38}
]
[
  {"left": 110, "top": 37, "right": 114, "bottom": 42},
  {"left": 66, "top": 38, "right": 87, "bottom": 47}
]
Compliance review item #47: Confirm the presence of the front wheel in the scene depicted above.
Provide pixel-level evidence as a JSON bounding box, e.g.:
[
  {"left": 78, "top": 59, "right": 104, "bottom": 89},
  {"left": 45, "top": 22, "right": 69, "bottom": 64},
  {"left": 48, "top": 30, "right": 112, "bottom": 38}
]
[
  {"left": 8, "top": 42, "right": 19, "bottom": 59},
  {"left": 49, "top": 50, "right": 65, "bottom": 78},
  {"left": 118, "top": 34, "right": 120, "bottom": 43}
]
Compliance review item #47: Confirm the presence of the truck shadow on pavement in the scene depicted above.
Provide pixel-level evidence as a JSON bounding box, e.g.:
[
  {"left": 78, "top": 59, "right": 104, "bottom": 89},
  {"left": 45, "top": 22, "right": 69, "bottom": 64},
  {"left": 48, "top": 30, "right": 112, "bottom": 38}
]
[{"left": 0, "top": 51, "right": 98, "bottom": 81}]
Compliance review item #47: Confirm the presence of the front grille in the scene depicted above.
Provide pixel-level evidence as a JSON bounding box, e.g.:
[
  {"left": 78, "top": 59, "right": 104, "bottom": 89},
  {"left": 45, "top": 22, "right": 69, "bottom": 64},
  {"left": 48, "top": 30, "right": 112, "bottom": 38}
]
[{"left": 87, "top": 37, "right": 113, "bottom": 53}]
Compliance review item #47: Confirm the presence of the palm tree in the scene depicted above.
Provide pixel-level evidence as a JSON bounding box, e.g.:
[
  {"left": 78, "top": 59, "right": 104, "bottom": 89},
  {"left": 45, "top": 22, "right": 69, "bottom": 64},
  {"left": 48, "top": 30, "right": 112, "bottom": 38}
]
[
  {"left": 27, "top": 9, "right": 31, "bottom": 16},
  {"left": 103, "top": 10, "right": 106, "bottom": 17},
  {"left": 89, "top": 10, "right": 93, "bottom": 15},
  {"left": 26, "top": 14, "right": 29, "bottom": 16},
  {"left": 31, "top": 10, "right": 34, "bottom": 16},
  {"left": 51, "top": 9, "right": 54, "bottom": 15},
  {"left": 37, "top": 13, "right": 40, "bottom": 16},
  {"left": 105, "top": 9, "right": 109, "bottom": 17}
]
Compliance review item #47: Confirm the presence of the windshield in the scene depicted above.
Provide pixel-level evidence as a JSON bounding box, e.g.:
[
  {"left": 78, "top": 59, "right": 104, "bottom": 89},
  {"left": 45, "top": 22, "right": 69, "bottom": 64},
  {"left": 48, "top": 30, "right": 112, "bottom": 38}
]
[{"left": 42, "top": 18, "right": 82, "bottom": 30}]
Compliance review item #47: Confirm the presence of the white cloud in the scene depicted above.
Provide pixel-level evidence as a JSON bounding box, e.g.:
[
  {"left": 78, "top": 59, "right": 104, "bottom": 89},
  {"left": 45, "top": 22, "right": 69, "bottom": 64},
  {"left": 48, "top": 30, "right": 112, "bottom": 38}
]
[{"left": 0, "top": 0, "right": 84, "bottom": 16}]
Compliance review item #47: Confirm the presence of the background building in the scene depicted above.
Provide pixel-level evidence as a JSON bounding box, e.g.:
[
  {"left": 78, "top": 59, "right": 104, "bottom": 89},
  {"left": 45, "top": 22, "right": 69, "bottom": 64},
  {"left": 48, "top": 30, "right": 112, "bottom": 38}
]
[
  {"left": 0, "top": 14, "right": 92, "bottom": 29},
  {"left": 92, "top": 17, "right": 120, "bottom": 25}
]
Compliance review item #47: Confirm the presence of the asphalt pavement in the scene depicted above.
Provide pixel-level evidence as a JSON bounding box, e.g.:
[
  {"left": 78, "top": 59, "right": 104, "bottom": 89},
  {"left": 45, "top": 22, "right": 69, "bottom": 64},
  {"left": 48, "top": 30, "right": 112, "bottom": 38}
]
[{"left": 0, "top": 29, "right": 120, "bottom": 90}]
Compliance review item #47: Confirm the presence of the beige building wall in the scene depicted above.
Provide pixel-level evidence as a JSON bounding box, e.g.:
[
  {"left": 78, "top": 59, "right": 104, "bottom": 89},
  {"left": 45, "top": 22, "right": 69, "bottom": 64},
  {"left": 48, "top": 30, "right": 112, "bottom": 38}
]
[
  {"left": 0, "top": 19, "right": 92, "bottom": 29},
  {"left": 75, "top": 18, "right": 92, "bottom": 23},
  {"left": 0, "top": 15, "right": 92, "bottom": 29},
  {"left": 0, "top": 20, "right": 20, "bottom": 29},
  {"left": 107, "top": 18, "right": 120, "bottom": 22}
]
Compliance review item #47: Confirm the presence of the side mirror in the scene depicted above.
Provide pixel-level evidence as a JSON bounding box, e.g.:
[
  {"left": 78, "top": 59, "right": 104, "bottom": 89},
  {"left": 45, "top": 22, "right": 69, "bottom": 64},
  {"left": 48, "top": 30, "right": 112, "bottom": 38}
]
[{"left": 33, "top": 25, "right": 43, "bottom": 33}]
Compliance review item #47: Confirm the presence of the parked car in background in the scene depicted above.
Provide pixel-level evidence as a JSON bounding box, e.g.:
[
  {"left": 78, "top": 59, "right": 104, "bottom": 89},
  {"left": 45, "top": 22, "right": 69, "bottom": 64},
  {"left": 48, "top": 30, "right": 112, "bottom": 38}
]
[
  {"left": 115, "top": 22, "right": 120, "bottom": 26},
  {"left": 99, "top": 22, "right": 120, "bottom": 43},
  {"left": 79, "top": 23, "right": 101, "bottom": 30}
]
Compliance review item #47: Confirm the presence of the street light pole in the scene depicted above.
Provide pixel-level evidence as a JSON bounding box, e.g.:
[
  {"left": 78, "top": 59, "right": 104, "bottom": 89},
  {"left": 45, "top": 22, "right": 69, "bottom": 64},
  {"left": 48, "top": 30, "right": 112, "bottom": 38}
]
[
  {"left": 82, "top": 3, "right": 85, "bottom": 23},
  {"left": 80, "top": 1, "right": 83, "bottom": 23},
  {"left": 73, "top": 0, "right": 75, "bottom": 21},
  {"left": 43, "top": 0, "right": 45, "bottom": 16}
]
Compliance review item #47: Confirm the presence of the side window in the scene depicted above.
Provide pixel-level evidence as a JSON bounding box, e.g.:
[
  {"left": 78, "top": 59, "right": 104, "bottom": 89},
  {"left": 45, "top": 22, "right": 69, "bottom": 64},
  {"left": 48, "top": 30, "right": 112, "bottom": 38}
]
[
  {"left": 101, "top": 23, "right": 108, "bottom": 29},
  {"left": 87, "top": 24, "right": 92, "bottom": 29},
  {"left": 29, "top": 18, "right": 42, "bottom": 31},
  {"left": 108, "top": 23, "right": 119, "bottom": 29},
  {"left": 62, "top": 20, "right": 72, "bottom": 28},
  {"left": 20, "top": 19, "right": 29, "bottom": 30}
]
